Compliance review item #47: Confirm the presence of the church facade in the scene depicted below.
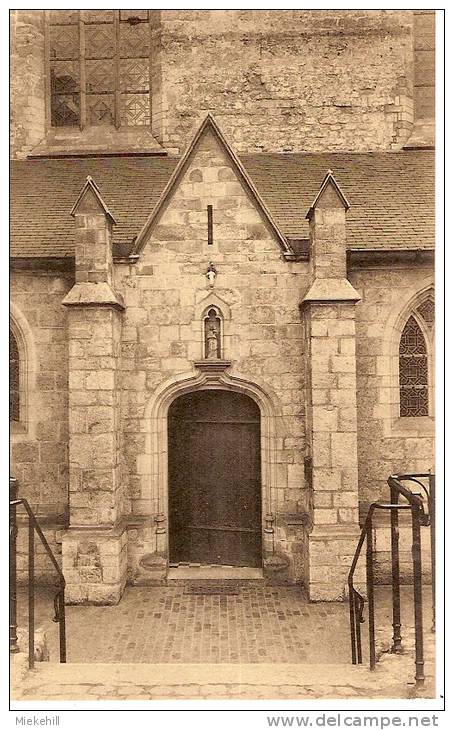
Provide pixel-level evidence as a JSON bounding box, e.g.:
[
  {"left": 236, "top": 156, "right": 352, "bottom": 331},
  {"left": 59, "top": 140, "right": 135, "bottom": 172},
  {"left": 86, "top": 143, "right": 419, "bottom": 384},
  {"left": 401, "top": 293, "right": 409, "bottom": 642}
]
[{"left": 10, "top": 10, "right": 435, "bottom": 603}]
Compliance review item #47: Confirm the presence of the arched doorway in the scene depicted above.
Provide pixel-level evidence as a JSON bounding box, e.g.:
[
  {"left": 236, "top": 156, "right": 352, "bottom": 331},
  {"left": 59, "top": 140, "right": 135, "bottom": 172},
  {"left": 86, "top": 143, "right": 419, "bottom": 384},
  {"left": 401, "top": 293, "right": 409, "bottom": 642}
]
[{"left": 168, "top": 389, "right": 262, "bottom": 567}]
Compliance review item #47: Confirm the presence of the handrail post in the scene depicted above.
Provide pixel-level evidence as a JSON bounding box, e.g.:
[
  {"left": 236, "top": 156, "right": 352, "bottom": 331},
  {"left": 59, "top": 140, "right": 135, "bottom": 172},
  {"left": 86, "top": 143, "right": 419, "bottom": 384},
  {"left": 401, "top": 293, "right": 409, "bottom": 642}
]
[
  {"left": 59, "top": 590, "right": 66, "bottom": 663},
  {"left": 366, "top": 516, "right": 376, "bottom": 670},
  {"left": 349, "top": 586, "right": 357, "bottom": 664},
  {"left": 411, "top": 502, "right": 425, "bottom": 685},
  {"left": 9, "top": 477, "right": 19, "bottom": 654},
  {"left": 390, "top": 484, "right": 402, "bottom": 653},
  {"left": 355, "top": 594, "right": 363, "bottom": 664},
  {"left": 28, "top": 518, "right": 35, "bottom": 670},
  {"left": 429, "top": 473, "right": 435, "bottom": 632}
]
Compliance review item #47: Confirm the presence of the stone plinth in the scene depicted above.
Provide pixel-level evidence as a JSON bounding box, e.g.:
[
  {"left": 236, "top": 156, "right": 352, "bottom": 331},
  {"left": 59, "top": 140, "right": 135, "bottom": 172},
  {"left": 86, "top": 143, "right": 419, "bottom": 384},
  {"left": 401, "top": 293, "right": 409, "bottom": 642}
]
[{"left": 62, "top": 526, "right": 127, "bottom": 605}]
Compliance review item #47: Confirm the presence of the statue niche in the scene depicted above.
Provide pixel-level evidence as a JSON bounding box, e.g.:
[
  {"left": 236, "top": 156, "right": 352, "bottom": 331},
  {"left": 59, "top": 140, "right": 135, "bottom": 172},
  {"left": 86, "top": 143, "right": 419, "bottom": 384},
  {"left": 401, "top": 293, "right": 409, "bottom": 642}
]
[{"left": 204, "top": 307, "right": 222, "bottom": 359}]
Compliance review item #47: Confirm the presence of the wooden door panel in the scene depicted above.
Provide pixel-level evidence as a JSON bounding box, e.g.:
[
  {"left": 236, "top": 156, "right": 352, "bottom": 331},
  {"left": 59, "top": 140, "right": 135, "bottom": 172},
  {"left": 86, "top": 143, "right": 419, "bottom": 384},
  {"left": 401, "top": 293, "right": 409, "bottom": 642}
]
[{"left": 168, "top": 391, "right": 261, "bottom": 567}]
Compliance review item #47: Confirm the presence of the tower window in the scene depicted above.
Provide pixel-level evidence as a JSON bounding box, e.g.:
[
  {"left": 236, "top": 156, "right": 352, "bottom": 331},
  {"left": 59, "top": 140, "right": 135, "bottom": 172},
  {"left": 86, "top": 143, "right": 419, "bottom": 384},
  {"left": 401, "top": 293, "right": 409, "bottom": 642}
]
[{"left": 47, "top": 10, "right": 151, "bottom": 129}]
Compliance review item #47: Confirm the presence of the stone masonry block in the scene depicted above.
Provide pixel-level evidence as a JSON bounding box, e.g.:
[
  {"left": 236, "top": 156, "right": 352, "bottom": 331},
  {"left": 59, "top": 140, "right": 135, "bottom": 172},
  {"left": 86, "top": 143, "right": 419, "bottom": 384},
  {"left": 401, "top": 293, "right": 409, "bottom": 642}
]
[
  {"left": 312, "top": 405, "right": 338, "bottom": 432},
  {"left": 313, "top": 509, "right": 339, "bottom": 525},
  {"left": 326, "top": 320, "right": 355, "bottom": 337},
  {"left": 330, "top": 355, "right": 356, "bottom": 373},
  {"left": 330, "top": 433, "right": 358, "bottom": 467},
  {"left": 85, "top": 371, "right": 115, "bottom": 390},
  {"left": 312, "top": 468, "right": 343, "bottom": 491},
  {"left": 312, "top": 433, "right": 331, "bottom": 467},
  {"left": 313, "top": 492, "right": 333, "bottom": 508}
]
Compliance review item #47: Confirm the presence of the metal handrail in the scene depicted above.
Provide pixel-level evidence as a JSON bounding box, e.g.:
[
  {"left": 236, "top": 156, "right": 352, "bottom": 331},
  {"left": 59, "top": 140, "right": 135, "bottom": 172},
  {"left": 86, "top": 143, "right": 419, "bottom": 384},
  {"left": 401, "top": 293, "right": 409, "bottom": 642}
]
[
  {"left": 348, "top": 473, "right": 434, "bottom": 687},
  {"left": 390, "top": 473, "right": 436, "bottom": 633},
  {"left": 10, "top": 478, "right": 66, "bottom": 668}
]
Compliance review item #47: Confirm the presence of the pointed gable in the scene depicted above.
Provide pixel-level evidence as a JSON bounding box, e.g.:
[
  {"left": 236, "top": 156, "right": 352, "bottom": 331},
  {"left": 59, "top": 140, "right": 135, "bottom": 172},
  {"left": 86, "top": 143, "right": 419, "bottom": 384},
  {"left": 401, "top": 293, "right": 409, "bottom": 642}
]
[
  {"left": 132, "top": 114, "right": 292, "bottom": 256},
  {"left": 306, "top": 169, "right": 350, "bottom": 220},
  {"left": 71, "top": 175, "right": 117, "bottom": 224}
]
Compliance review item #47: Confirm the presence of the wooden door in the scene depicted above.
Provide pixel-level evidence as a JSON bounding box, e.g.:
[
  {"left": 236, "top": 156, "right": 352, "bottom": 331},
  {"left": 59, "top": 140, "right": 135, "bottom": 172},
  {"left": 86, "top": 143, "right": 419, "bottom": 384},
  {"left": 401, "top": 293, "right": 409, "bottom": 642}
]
[{"left": 168, "top": 390, "right": 262, "bottom": 567}]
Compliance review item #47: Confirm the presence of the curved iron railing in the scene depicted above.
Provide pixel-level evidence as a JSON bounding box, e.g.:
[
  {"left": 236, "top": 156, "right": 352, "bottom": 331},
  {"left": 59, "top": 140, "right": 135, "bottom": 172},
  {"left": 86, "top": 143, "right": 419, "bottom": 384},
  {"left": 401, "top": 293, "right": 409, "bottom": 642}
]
[
  {"left": 348, "top": 473, "right": 434, "bottom": 686},
  {"left": 10, "top": 477, "right": 66, "bottom": 668}
]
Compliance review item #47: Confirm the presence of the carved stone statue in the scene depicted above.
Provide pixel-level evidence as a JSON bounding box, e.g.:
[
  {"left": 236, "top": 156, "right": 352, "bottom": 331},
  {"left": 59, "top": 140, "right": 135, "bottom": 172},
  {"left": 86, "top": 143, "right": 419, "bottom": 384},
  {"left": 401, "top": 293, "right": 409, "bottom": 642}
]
[
  {"left": 204, "top": 308, "right": 221, "bottom": 359},
  {"left": 206, "top": 262, "right": 217, "bottom": 288},
  {"left": 206, "top": 326, "right": 219, "bottom": 359}
]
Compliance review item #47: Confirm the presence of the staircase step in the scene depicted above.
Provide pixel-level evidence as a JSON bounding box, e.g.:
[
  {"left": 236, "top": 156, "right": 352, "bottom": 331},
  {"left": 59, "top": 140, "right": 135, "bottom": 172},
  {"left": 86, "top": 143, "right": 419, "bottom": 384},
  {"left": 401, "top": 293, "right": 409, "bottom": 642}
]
[
  {"left": 167, "top": 565, "right": 265, "bottom": 585},
  {"left": 11, "top": 659, "right": 435, "bottom": 701}
]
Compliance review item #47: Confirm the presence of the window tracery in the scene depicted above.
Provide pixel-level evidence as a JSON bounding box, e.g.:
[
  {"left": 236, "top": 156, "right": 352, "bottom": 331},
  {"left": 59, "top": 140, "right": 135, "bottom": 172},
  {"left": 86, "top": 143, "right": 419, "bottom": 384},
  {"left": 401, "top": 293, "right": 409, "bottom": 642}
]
[
  {"left": 398, "top": 294, "right": 434, "bottom": 418},
  {"left": 416, "top": 296, "right": 435, "bottom": 330},
  {"left": 47, "top": 10, "right": 151, "bottom": 129}
]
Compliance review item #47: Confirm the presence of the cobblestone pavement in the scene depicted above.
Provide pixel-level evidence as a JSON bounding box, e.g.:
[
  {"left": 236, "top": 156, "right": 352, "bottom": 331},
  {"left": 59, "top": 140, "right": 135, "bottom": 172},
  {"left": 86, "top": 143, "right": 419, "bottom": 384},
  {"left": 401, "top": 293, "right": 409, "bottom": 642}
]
[{"left": 16, "top": 584, "right": 432, "bottom": 666}]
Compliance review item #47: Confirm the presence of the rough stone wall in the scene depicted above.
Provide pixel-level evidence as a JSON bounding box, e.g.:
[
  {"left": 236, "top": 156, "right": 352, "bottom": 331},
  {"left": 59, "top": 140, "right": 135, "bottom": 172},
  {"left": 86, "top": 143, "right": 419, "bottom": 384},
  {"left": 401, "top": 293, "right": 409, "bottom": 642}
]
[
  {"left": 10, "top": 270, "right": 71, "bottom": 581},
  {"left": 413, "top": 11, "right": 435, "bottom": 120},
  {"left": 154, "top": 9, "right": 414, "bottom": 152},
  {"left": 115, "top": 127, "right": 310, "bottom": 583},
  {"left": 10, "top": 9, "right": 419, "bottom": 157},
  {"left": 10, "top": 10, "right": 46, "bottom": 159},
  {"left": 352, "top": 265, "right": 435, "bottom": 583}
]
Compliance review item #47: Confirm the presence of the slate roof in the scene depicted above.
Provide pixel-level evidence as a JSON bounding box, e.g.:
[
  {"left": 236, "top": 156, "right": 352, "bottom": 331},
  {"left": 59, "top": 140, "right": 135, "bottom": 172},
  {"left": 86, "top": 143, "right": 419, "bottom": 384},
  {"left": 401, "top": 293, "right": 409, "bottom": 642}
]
[{"left": 10, "top": 150, "right": 434, "bottom": 259}]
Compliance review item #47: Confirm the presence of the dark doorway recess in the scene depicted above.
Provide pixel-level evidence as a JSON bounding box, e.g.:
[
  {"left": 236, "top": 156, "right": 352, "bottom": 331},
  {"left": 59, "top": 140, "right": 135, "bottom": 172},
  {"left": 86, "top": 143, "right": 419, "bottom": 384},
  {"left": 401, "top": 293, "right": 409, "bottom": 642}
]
[{"left": 168, "top": 390, "right": 262, "bottom": 567}]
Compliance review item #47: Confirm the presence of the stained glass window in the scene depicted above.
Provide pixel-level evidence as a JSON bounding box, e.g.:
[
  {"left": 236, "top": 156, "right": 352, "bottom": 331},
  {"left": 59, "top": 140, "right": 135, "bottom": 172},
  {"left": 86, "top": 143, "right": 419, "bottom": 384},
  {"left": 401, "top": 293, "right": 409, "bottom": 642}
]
[
  {"left": 47, "top": 10, "right": 151, "bottom": 129},
  {"left": 399, "top": 316, "right": 429, "bottom": 417},
  {"left": 10, "top": 330, "right": 20, "bottom": 422}
]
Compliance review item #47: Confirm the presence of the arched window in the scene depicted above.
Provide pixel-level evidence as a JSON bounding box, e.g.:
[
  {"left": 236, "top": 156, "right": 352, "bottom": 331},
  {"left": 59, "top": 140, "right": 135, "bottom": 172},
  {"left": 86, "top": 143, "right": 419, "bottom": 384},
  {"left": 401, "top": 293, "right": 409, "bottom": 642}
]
[
  {"left": 10, "top": 329, "right": 20, "bottom": 422},
  {"left": 398, "top": 292, "right": 434, "bottom": 418},
  {"left": 46, "top": 10, "right": 152, "bottom": 129}
]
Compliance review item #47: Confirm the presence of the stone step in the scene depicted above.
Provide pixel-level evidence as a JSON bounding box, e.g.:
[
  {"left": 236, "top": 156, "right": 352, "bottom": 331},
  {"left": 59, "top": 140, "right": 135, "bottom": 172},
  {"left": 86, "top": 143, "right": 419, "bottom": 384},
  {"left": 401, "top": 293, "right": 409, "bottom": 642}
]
[
  {"left": 11, "top": 659, "right": 432, "bottom": 701},
  {"left": 166, "top": 565, "right": 265, "bottom": 585}
]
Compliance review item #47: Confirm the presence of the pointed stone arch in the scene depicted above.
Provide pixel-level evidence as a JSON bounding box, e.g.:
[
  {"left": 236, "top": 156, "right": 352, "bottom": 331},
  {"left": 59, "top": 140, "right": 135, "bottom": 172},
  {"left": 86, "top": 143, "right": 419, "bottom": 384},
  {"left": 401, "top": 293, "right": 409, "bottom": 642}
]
[
  {"left": 10, "top": 301, "right": 38, "bottom": 435},
  {"left": 381, "top": 279, "right": 435, "bottom": 436},
  {"left": 139, "top": 368, "right": 283, "bottom": 574}
]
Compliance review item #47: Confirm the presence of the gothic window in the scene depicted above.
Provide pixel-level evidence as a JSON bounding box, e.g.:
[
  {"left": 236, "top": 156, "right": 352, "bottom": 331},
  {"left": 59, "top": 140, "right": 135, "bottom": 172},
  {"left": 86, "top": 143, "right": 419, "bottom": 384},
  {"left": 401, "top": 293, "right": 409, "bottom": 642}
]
[
  {"left": 10, "top": 330, "right": 20, "bottom": 422},
  {"left": 47, "top": 10, "right": 151, "bottom": 129},
  {"left": 399, "top": 315, "right": 429, "bottom": 417}
]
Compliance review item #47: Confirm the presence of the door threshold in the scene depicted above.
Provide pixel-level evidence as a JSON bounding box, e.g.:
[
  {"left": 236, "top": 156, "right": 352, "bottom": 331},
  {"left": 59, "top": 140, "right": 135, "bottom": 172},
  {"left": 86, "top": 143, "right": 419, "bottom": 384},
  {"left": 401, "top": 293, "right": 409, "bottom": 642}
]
[{"left": 167, "top": 565, "right": 264, "bottom": 583}]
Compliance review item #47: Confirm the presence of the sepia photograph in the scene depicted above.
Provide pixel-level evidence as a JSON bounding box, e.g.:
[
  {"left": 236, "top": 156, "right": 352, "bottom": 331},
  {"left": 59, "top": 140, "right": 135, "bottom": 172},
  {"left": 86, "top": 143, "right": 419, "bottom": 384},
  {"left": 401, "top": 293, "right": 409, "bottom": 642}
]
[{"left": 8, "top": 4, "right": 442, "bottom": 716}]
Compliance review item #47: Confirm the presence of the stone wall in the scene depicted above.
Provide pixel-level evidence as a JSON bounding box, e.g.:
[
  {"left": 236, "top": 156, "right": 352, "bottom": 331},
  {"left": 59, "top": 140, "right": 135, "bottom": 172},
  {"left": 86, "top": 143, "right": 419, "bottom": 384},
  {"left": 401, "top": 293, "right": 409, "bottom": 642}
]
[
  {"left": 10, "top": 10, "right": 46, "bottom": 159},
  {"left": 10, "top": 269, "right": 72, "bottom": 581},
  {"left": 414, "top": 11, "right": 435, "bottom": 120},
  {"left": 10, "top": 9, "right": 432, "bottom": 158},
  {"left": 155, "top": 9, "right": 414, "bottom": 153}
]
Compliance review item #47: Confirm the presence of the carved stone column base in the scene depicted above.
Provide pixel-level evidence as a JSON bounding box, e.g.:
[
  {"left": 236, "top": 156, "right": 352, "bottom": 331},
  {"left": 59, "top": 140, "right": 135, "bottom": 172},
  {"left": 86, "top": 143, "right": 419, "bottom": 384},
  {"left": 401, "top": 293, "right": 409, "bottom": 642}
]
[
  {"left": 61, "top": 526, "right": 127, "bottom": 605},
  {"left": 135, "top": 553, "right": 167, "bottom": 585}
]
